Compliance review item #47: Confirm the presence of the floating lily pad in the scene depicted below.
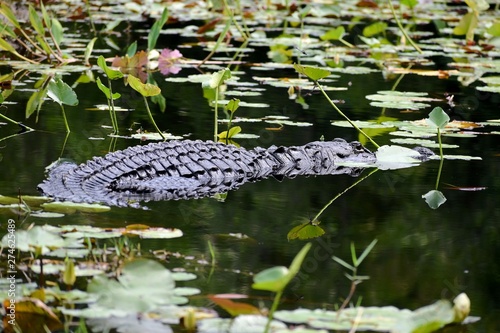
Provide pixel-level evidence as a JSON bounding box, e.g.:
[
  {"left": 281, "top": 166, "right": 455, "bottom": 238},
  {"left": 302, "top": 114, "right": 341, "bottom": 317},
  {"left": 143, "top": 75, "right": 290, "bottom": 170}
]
[
  {"left": 390, "top": 138, "right": 459, "bottom": 149},
  {"left": 366, "top": 91, "right": 440, "bottom": 110},
  {"left": 129, "top": 132, "right": 184, "bottom": 140},
  {"left": 41, "top": 201, "right": 111, "bottom": 213}
]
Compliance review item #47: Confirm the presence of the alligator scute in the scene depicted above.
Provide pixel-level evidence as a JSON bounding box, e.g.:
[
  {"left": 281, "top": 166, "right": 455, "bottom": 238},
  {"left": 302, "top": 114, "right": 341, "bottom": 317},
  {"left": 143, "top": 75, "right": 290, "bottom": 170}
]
[{"left": 38, "top": 139, "right": 378, "bottom": 207}]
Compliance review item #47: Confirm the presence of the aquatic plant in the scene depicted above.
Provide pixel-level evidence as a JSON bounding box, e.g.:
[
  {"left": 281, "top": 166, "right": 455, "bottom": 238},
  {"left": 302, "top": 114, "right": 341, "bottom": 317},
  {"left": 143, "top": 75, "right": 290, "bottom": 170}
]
[
  {"left": 252, "top": 242, "right": 311, "bottom": 333},
  {"left": 127, "top": 74, "right": 166, "bottom": 140},
  {"left": 46, "top": 77, "right": 79, "bottom": 133},
  {"left": 422, "top": 107, "right": 450, "bottom": 209},
  {"left": 96, "top": 55, "right": 123, "bottom": 134},
  {"left": 0, "top": 2, "right": 67, "bottom": 64}
]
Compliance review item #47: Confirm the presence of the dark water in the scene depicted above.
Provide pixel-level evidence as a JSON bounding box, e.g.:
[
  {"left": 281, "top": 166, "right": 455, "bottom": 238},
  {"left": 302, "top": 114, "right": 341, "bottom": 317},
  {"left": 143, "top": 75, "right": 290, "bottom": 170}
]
[{"left": 1, "top": 30, "right": 500, "bottom": 332}]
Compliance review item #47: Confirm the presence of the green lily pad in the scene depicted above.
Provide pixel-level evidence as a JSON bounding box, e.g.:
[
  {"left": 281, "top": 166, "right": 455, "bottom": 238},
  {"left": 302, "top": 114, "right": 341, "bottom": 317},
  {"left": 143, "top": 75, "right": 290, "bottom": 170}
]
[{"left": 41, "top": 201, "right": 111, "bottom": 213}]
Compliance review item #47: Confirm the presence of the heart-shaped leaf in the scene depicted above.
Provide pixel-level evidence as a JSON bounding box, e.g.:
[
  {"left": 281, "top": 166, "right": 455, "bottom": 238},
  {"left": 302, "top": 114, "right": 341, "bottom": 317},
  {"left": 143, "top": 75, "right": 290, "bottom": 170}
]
[
  {"left": 427, "top": 107, "right": 450, "bottom": 129},
  {"left": 293, "top": 64, "right": 330, "bottom": 81},
  {"left": 47, "top": 78, "right": 78, "bottom": 106}
]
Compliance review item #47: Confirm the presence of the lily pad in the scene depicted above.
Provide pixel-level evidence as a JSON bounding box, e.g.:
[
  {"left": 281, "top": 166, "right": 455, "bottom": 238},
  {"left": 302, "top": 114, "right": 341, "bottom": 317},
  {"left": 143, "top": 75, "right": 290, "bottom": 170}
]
[{"left": 41, "top": 201, "right": 111, "bottom": 213}]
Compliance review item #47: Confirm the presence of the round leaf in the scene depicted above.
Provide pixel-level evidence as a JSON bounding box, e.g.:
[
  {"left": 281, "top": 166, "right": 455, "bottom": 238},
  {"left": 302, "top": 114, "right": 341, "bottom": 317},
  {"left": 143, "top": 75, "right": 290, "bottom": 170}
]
[
  {"left": 427, "top": 107, "right": 450, "bottom": 129},
  {"left": 47, "top": 78, "right": 78, "bottom": 106},
  {"left": 422, "top": 190, "right": 447, "bottom": 209}
]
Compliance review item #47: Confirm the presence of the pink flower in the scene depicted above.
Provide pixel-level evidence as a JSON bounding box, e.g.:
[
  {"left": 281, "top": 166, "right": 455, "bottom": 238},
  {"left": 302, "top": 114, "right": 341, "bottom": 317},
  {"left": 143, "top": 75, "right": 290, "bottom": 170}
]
[{"left": 158, "top": 48, "right": 183, "bottom": 75}]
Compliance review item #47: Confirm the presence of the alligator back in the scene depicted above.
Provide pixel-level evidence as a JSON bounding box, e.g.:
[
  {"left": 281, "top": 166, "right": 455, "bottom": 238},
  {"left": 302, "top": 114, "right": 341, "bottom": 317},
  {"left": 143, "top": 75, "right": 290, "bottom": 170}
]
[{"left": 38, "top": 139, "right": 375, "bottom": 207}]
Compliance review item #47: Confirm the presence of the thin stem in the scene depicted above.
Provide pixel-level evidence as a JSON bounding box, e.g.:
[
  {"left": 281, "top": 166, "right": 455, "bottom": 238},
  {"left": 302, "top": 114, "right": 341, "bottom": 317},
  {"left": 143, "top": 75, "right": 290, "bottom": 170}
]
[
  {"left": 435, "top": 128, "right": 444, "bottom": 190},
  {"left": 315, "top": 82, "right": 380, "bottom": 149},
  {"left": 143, "top": 95, "right": 165, "bottom": 141},
  {"left": 264, "top": 289, "right": 283, "bottom": 333},
  {"left": 214, "top": 86, "right": 219, "bottom": 142},
  {"left": 60, "top": 104, "right": 70, "bottom": 133},
  {"left": 339, "top": 38, "right": 354, "bottom": 48},
  {"left": 0, "top": 112, "right": 35, "bottom": 131},
  {"left": 84, "top": 0, "right": 97, "bottom": 36},
  {"left": 106, "top": 78, "right": 119, "bottom": 134},
  {"left": 387, "top": 0, "right": 422, "bottom": 53},
  {"left": 311, "top": 168, "right": 378, "bottom": 223}
]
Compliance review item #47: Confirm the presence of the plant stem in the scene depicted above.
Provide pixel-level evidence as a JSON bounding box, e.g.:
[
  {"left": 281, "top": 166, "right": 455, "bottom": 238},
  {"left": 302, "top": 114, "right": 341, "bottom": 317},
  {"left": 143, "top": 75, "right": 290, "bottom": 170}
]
[
  {"left": 435, "top": 128, "right": 444, "bottom": 189},
  {"left": 60, "top": 104, "right": 70, "bottom": 133},
  {"left": 143, "top": 95, "right": 165, "bottom": 141},
  {"left": 315, "top": 82, "right": 380, "bottom": 149},
  {"left": 311, "top": 168, "right": 378, "bottom": 223},
  {"left": 387, "top": 0, "right": 422, "bottom": 53},
  {"left": 107, "top": 78, "right": 119, "bottom": 134},
  {"left": 214, "top": 86, "right": 219, "bottom": 142},
  {"left": 0, "top": 112, "right": 35, "bottom": 131},
  {"left": 339, "top": 38, "right": 354, "bottom": 48},
  {"left": 264, "top": 290, "right": 283, "bottom": 333}
]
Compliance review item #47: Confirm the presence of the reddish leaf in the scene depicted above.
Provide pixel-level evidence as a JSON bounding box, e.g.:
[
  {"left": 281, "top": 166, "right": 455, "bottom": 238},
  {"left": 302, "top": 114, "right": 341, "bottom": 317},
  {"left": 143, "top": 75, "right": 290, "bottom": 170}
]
[{"left": 209, "top": 295, "right": 261, "bottom": 317}]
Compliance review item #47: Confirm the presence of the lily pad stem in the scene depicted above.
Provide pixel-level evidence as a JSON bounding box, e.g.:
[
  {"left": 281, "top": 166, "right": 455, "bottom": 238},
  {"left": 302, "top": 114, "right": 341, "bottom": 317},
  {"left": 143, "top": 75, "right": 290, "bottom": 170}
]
[
  {"left": 107, "top": 78, "right": 119, "bottom": 134},
  {"left": 387, "top": 0, "right": 422, "bottom": 53},
  {"left": 311, "top": 168, "right": 378, "bottom": 223},
  {"left": 264, "top": 289, "right": 283, "bottom": 333},
  {"left": 0, "top": 112, "right": 35, "bottom": 131},
  {"left": 435, "top": 128, "right": 444, "bottom": 189},
  {"left": 60, "top": 104, "right": 70, "bottom": 133},
  {"left": 143, "top": 95, "right": 166, "bottom": 141},
  {"left": 314, "top": 81, "right": 380, "bottom": 149},
  {"left": 214, "top": 86, "right": 219, "bottom": 142}
]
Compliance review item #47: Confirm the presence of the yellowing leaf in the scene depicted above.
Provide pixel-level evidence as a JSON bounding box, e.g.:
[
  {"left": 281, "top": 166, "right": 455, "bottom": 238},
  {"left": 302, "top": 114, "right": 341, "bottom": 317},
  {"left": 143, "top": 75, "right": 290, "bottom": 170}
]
[{"left": 127, "top": 75, "right": 161, "bottom": 97}]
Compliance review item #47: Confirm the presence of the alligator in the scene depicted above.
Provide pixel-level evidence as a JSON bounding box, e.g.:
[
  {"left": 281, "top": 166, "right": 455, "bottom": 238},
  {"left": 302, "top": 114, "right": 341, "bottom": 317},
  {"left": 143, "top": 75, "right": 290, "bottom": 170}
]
[{"left": 38, "top": 139, "right": 431, "bottom": 208}]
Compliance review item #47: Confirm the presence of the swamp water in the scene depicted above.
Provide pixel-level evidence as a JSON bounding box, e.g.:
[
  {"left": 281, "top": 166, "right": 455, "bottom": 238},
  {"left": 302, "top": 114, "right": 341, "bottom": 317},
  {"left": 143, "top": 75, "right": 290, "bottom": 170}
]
[{"left": 0, "top": 1, "right": 499, "bottom": 332}]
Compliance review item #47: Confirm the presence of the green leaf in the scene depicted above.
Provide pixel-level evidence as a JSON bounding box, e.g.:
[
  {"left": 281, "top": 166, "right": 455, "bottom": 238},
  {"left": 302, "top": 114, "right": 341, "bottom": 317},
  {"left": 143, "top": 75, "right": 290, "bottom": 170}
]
[
  {"left": 320, "top": 26, "right": 345, "bottom": 41},
  {"left": 96, "top": 77, "right": 121, "bottom": 100},
  {"left": 252, "top": 266, "right": 289, "bottom": 292},
  {"left": 486, "top": 21, "right": 500, "bottom": 36},
  {"left": 293, "top": 64, "right": 331, "bottom": 81},
  {"left": 86, "top": 259, "right": 179, "bottom": 313},
  {"left": 422, "top": 190, "right": 447, "bottom": 209},
  {"left": 202, "top": 68, "right": 232, "bottom": 89},
  {"left": 427, "top": 107, "right": 450, "bottom": 129},
  {"left": 453, "top": 12, "right": 477, "bottom": 41},
  {"left": 0, "top": 3, "right": 21, "bottom": 29},
  {"left": 84, "top": 37, "right": 97, "bottom": 66},
  {"left": 332, "top": 256, "right": 356, "bottom": 271},
  {"left": 400, "top": 0, "right": 418, "bottom": 7},
  {"left": 357, "top": 239, "right": 378, "bottom": 266},
  {"left": 26, "top": 87, "right": 47, "bottom": 119},
  {"left": 218, "top": 126, "right": 241, "bottom": 139},
  {"left": 40, "top": 1, "right": 51, "bottom": 29},
  {"left": 287, "top": 221, "right": 325, "bottom": 240},
  {"left": 97, "top": 55, "right": 123, "bottom": 80},
  {"left": 126, "top": 41, "right": 137, "bottom": 58},
  {"left": 148, "top": 7, "right": 169, "bottom": 51},
  {"left": 363, "top": 22, "right": 388, "bottom": 37},
  {"left": 51, "top": 18, "right": 64, "bottom": 45},
  {"left": 47, "top": 78, "right": 79, "bottom": 106},
  {"left": 127, "top": 75, "right": 161, "bottom": 97},
  {"left": 287, "top": 243, "right": 312, "bottom": 283},
  {"left": 0, "top": 37, "right": 16, "bottom": 53},
  {"left": 63, "top": 257, "right": 76, "bottom": 286},
  {"left": 225, "top": 98, "right": 240, "bottom": 113},
  {"left": 29, "top": 5, "right": 45, "bottom": 36}
]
